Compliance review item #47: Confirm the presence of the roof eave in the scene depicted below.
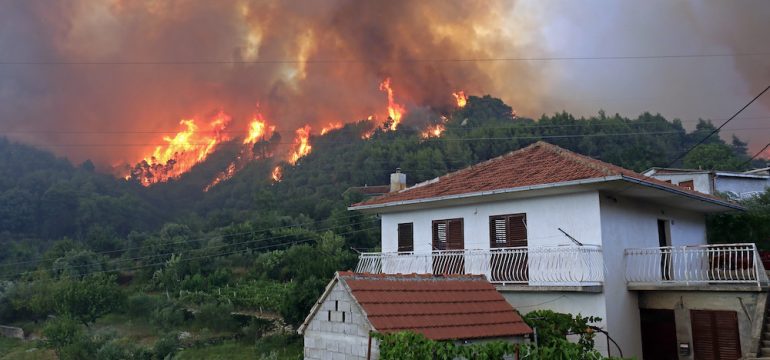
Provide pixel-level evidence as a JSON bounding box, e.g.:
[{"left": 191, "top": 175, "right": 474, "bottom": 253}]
[
  {"left": 348, "top": 176, "right": 623, "bottom": 212},
  {"left": 619, "top": 175, "right": 745, "bottom": 211}
]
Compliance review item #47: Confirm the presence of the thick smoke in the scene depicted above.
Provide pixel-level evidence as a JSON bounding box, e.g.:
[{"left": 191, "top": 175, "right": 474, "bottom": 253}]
[{"left": 0, "top": 0, "right": 543, "bottom": 166}]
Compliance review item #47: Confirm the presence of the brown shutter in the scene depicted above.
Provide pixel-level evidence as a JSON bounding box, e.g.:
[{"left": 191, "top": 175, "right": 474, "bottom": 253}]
[
  {"left": 397, "top": 223, "right": 413, "bottom": 252},
  {"left": 507, "top": 214, "right": 527, "bottom": 248},
  {"left": 447, "top": 219, "right": 464, "bottom": 250},
  {"left": 432, "top": 220, "right": 447, "bottom": 250},
  {"left": 489, "top": 216, "right": 507, "bottom": 248},
  {"left": 691, "top": 310, "right": 741, "bottom": 360}
]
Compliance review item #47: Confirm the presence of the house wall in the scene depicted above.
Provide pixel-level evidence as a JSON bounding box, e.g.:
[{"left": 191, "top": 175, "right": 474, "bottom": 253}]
[
  {"left": 499, "top": 291, "right": 610, "bottom": 355},
  {"left": 303, "top": 281, "right": 377, "bottom": 360},
  {"left": 647, "top": 173, "right": 712, "bottom": 194},
  {"left": 380, "top": 191, "right": 604, "bottom": 253},
  {"left": 638, "top": 291, "right": 768, "bottom": 359},
  {"left": 599, "top": 194, "right": 708, "bottom": 359},
  {"left": 714, "top": 176, "right": 770, "bottom": 198}
]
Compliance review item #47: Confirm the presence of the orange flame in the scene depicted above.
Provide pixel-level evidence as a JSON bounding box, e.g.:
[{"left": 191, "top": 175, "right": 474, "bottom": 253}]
[
  {"left": 320, "top": 122, "right": 343, "bottom": 135},
  {"left": 289, "top": 125, "right": 312, "bottom": 164},
  {"left": 379, "top": 78, "right": 406, "bottom": 130},
  {"left": 271, "top": 165, "right": 283, "bottom": 182},
  {"left": 421, "top": 123, "right": 446, "bottom": 139},
  {"left": 452, "top": 91, "right": 467, "bottom": 108},
  {"left": 130, "top": 112, "right": 231, "bottom": 186},
  {"left": 244, "top": 113, "right": 276, "bottom": 144}
]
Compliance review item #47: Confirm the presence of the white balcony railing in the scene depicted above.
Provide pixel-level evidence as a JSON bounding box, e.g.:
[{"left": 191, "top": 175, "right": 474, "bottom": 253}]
[
  {"left": 355, "top": 245, "right": 604, "bottom": 286},
  {"left": 624, "top": 243, "right": 768, "bottom": 287}
]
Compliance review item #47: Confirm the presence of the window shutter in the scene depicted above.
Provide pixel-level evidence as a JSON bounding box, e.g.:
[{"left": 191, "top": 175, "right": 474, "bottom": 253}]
[
  {"left": 714, "top": 311, "right": 741, "bottom": 359},
  {"left": 508, "top": 214, "right": 527, "bottom": 247},
  {"left": 397, "top": 223, "right": 413, "bottom": 252},
  {"left": 691, "top": 310, "right": 741, "bottom": 360},
  {"left": 489, "top": 216, "right": 507, "bottom": 248},
  {"left": 447, "top": 219, "right": 464, "bottom": 250},
  {"left": 432, "top": 221, "right": 447, "bottom": 250}
]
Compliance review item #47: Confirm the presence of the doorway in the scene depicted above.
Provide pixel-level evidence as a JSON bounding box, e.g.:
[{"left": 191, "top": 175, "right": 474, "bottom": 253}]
[
  {"left": 658, "top": 219, "right": 672, "bottom": 281},
  {"left": 640, "top": 308, "right": 678, "bottom": 360}
]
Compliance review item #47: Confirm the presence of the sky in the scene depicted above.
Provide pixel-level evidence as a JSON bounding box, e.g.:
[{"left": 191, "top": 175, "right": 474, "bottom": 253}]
[{"left": 0, "top": 0, "right": 768, "bottom": 168}]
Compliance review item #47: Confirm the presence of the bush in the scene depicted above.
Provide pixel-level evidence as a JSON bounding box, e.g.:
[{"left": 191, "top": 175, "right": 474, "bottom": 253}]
[
  {"left": 150, "top": 301, "right": 187, "bottom": 330},
  {"left": 126, "top": 293, "right": 160, "bottom": 319},
  {"left": 195, "top": 302, "right": 237, "bottom": 332},
  {"left": 523, "top": 310, "right": 601, "bottom": 353},
  {"left": 42, "top": 315, "right": 96, "bottom": 359},
  {"left": 153, "top": 332, "right": 180, "bottom": 359}
]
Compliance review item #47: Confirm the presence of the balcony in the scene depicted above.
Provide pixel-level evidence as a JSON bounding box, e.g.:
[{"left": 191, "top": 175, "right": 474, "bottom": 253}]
[
  {"left": 355, "top": 245, "right": 604, "bottom": 287},
  {"left": 624, "top": 243, "right": 769, "bottom": 290}
]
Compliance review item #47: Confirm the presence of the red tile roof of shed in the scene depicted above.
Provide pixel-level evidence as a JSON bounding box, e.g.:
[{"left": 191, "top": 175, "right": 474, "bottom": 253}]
[
  {"left": 352, "top": 141, "right": 731, "bottom": 208},
  {"left": 338, "top": 272, "right": 532, "bottom": 340}
]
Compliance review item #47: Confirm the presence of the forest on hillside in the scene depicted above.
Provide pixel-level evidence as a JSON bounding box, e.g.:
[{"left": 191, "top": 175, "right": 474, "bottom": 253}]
[{"left": 0, "top": 95, "right": 768, "bottom": 358}]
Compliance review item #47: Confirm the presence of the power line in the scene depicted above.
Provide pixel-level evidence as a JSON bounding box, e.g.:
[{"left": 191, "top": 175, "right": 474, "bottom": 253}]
[
  {"left": 740, "top": 142, "right": 770, "bottom": 167},
  {"left": 2, "top": 52, "right": 770, "bottom": 66},
  {"left": 667, "top": 85, "right": 770, "bottom": 166}
]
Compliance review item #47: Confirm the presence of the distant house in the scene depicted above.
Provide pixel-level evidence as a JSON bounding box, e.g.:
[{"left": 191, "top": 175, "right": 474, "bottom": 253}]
[
  {"left": 643, "top": 167, "right": 770, "bottom": 200},
  {"left": 298, "top": 271, "right": 532, "bottom": 360},
  {"left": 348, "top": 142, "right": 770, "bottom": 359}
]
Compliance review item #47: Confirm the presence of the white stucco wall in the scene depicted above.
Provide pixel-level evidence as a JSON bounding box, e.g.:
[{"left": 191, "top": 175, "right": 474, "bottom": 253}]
[
  {"left": 715, "top": 176, "right": 770, "bottom": 198},
  {"left": 379, "top": 191, "right": 603, "bottom": 253},
  {"left": 303, "top": 281, "right": 377, "bottom": 360},
  {"left": 599, "top": 194, "right": 708, "bottom": 359},
  {"left": 647, "top": 173, "right": 712, "bottom": 194}
]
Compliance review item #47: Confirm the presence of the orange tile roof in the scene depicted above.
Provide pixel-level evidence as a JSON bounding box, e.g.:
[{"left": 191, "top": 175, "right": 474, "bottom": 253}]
[
  {"left": 352, "top": 141, "right": 734, "bottom": 208},
  {"left": 338, "top": 272, "right": 532, "bottom": 340}
]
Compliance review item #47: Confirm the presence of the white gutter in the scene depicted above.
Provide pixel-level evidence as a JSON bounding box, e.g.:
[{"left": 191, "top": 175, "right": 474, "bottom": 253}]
[{"left": 348, "top": 176, "right": 622, "bottom": 211}]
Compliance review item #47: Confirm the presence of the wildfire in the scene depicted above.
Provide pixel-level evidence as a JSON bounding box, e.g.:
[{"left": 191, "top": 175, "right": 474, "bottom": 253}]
[
  {"left": 204, "top": 112, "right": 277, "bottom": 192},
  {"left": 271, "top": 165, "right": 283, "bottom": 182},
  {"left": 452, "top": 91, "right": 467, "bottom": 108},
  {"left": 320, "top": 122, "right": 343, "bottom": 135},
  {"left": 130, "top": 112, "right": 231, "bottom": 186},
  {"left": 243, "top": 113, "right": 276, "bottom": 144},
  {"left": 421, "top": 123, "right": 446, "bottom": 139},
  {"left": 379, "top": 78, "right": 406, "bottom": 130},
  {"left": 289, "top": 125, "right": 312, "bottom": 164}
]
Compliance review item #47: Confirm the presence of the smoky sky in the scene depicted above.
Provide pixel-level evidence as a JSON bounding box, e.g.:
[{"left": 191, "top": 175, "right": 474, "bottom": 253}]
[{"left": 0, "top": 0, "right": 768, "bottom": 167}]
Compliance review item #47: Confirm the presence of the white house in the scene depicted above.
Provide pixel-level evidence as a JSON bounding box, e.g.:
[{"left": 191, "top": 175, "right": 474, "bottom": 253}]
[
  {"left": 298, "top": 272, "right": 532, "bottom": 360},
  {"left": 643, "top": 167, "right": 770, "bottom": 200},
  {"left": 349, "top": 142, "right": 770, "bottom": 359}
]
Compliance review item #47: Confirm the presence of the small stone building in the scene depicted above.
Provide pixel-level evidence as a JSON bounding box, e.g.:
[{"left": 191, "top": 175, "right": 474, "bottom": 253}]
[{"left": 298, "top": 271, "right": 532, "bottom": 360}]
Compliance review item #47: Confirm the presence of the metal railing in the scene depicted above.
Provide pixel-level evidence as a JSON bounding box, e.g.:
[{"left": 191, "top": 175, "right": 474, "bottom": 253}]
[
  {"left": 355, "top": 245, "right": 604, "bottom": 286},
  {"left": 624, "top": 243, "right": 768, "bottom": 287}
]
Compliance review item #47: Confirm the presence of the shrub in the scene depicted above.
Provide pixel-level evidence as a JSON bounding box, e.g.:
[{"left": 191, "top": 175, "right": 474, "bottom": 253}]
[
  {"left": 126, "top": 293, "right": 160, "bottom": 319},
  {"left": 153, "top": 332, "right": 180, "bottom": 359},
  {"left": 195, "top": 302, "right": 237, "bottom": 332},
  {"left": 150, "top": 301, "right": 187, "bottom": 330}
]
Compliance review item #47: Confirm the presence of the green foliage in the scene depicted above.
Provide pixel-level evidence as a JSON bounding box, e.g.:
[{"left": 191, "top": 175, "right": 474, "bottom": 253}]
[
  {"left": 683, "top": 143, "right": 746, "bottom": 171},
  {"left": 42, "top": 315, "right": 97, "bottom": 359},
  {"left": 523, "top": 309, "right": 601, "bottom": 353},
  {"left": 126, "top": 293, "right": 161, "bottom": 319},
  {"left": 152, "top": 332, "right": 180, "bottom": 360},
  {"left": 707, "top": 189, "right": 770, "bottom": 248},
  {"left": 149, "top": 301, "right": 188, "bottom": 330},
  {"left": 195, "top": 302, "right": 237, "bottom": 332},
  {"left": 54, "top": 273, "right": 125, "bottom": 326}
]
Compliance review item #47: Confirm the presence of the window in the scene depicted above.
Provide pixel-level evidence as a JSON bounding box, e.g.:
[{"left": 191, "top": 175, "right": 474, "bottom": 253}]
[
  {"left": 678, "top": 179, "right": 694, "bottom": 190},
  {"left": 489, "top": 214, "right": 527, "bottom": 248},
  {"left": 397, "top": 223, "right": 414, "bottom": 252},
  {"left": 432, "top": 218, "right": 464, "bottom": 250},
  {"left": 691, "top": 310, "right": 741, "bottom": 359}
]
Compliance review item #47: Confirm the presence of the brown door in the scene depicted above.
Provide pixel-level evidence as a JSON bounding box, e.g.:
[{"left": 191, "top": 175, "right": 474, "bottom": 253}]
[
  {"left": 640, "top": 309, "right": 678, "bottom": 360},
  {"left": 691, "top": 310, "right": 741, "bottom": 360},
  {"left": 432, "top": 219, "right": 464, "bottom": 274}
]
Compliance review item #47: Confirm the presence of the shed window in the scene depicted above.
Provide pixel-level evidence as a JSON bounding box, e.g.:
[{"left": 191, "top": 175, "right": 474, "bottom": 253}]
[
  {"left": 397, "top": 223, "right": 414, "bottom": 252},
  {"left": 432, "top": 218, "right": 464, "bottom": 250},
  {"left": 489, "top": 214, "right": 527, "bottom": 248},
  {"left": 678, "top": 179, "right": 694, "bottom": 190}
]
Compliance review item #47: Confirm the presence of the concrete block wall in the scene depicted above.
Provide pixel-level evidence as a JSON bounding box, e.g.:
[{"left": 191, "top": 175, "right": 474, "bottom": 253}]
[{"left": 304, "top": 281, "right": 378, "bottom": 359}]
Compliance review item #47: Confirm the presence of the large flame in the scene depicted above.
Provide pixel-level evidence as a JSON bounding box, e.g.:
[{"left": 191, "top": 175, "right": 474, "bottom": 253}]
[
  {"left": 289, "top": 125, "right": 312, "bottom": 164},
  {"left": 421, "top": 124, "right": 446, "bottom": 139},
  {"left": 130, "top": 112, "right": 231, "bottom": 186},
  {"left": 204, "top": 112, "right": 276, "bottom": 191},
  {"left": 452, "top": 91, "right": 468, "bottom": 108},
  {"left": 379, "top": 78, "right": 406, "bottom": 130}
]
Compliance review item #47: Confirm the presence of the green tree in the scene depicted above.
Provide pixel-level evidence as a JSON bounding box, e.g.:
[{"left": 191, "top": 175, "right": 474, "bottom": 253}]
[
  {"left": 683, "top": 143, "right": 745, "bottom": 171},
  {"left": 54, "top": 273, "right": 125, "bottom": 326}
]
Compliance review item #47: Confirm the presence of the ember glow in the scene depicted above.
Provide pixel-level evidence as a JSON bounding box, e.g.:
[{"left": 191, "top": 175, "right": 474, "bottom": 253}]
[
  {"left": 320, "top": 122, "right": 343, "bottom": 135},
  {"left": 453, "top": 91, "right": 468, "bottom": 108},
  {"left": 271, "top": 165, "right": 283, "bottom": 182},
  {"left": 130, "top": 112, "right": 231, "bottom": 186},
  {"left": 244, "top": 113, "right": 276, "bottom": 144},
  {"left": 379, "top": 78, "right": 406, "bottom": 130},
  {"left": 421, "top": 123, "right": 446, "bottom": 139},
  {"left": 289, "top": 125, "right": 312, "bottom": 164}
]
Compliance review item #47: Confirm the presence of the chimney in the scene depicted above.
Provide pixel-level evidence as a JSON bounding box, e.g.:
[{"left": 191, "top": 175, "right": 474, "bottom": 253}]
[{"left": 390, "top": 168, "right": 406, "bottom": 192}]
